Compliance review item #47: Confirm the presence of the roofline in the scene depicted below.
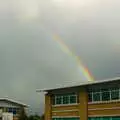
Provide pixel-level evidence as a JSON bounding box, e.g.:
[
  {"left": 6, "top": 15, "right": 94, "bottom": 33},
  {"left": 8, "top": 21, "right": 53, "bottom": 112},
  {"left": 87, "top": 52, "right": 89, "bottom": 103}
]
[
  {"left": 0, "top": 98, "right": 28, "bottom": 107},
  {"left": 36, "top": 77, "right": 120, "bottom": 92}
]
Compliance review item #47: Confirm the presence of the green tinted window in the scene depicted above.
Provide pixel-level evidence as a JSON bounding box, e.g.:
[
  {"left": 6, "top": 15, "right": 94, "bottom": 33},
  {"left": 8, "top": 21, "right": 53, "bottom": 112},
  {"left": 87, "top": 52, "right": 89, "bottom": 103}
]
[
  {"left": 93, "top": 89, "right": 101, "bottom": 92},
  {"left": 88, "top": 118, "right": 92, "bottom": 120},
  {"left": 56, "top": 96, "right": 62, "bottom": 104},
  {"left": 89, "top": 117, "right": 101, "bottom": 120},
  {"left": 102, "top": 117, "right": 110, "bottom": 120},
  {"left": 89, "top": 117, "right": 111, "bottom": 120},
  {"left": 70, "top": 95, "right": 76, "bottom": 103},
  {"left": 112, "top": 117, "right": 120, "bottom": 120},
  {"left": 88, "top": 93, "right": 92, "bottom": 102},
  {"left": 102, "top": 91, "right": 110, "bottom": 101},
  {"left": 111, "top": 90, "right": 119, "bottom": 100},
  {"left": 63, "top": 95, "right": 69, "bottom": 104},
  {"left": 54, "top": 94, "right": 77, "bottom": 105},
  {"left": 93, "top": 92, "right": 100, "bottom": 101},
  {"left": 101, "top": 88, "right": 109, "bottom": 92},
  {"left": 95, "top": 117, "right": 102, "bottom": 120}
]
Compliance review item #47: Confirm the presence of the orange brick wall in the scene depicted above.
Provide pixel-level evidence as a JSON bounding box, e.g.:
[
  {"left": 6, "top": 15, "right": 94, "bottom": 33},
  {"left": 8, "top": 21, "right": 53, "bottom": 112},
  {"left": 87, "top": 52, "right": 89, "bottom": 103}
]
[
  {"left": 88, "top": 101, "right": 120, "bottom": 117},
  {"left": 45, "top": 94, "right": 52, "bottom": 120},
  {"left": 52, "top": 105, "right": 78, "bottom": 111},
  {"left": 52, "top": 111, "right": 79, "bottom": 117},
  {"left": 79, "top": 88, "right": 88, "bottom": 120},
  {"left": 45, "top": 90, "right": 120, "bottom": 119}
]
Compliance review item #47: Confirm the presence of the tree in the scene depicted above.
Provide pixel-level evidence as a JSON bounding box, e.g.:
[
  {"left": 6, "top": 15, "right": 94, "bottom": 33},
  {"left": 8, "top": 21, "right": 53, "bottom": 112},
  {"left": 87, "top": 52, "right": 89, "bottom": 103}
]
[
  {"left": 27, "top": 114, "right": 44, "bottom": 120},
  {"left": 40, "top": 114, "right": 44, "bottom": 120}
]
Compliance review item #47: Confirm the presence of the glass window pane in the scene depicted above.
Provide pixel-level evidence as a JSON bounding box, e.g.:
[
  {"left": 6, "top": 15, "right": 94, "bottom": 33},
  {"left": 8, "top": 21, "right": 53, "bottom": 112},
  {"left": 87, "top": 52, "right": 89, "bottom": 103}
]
[
  {"left": 8, "top": 108, "right": 12, "bottom": 112},
  {"left": 101, "top": 88, "right": 109, "bottom": 92},
  {"left": 54, "top": 94, "right": 77, "bottom": 105},
  {"left": 102, "top": 91, "right": 110, "bottom": 101},
  {"left": 91, "top": 117, "right": 99, "bottom": 120},
  {"left": 102, "top": 117, "right": 110, "bottom": 120},
  {"left": 56, "top": 96, "right": 62, "bottom": 104},
  {"left": 63, "top": 95, "right": 69, "bottom": 104},
  {"left": 111, "top": 90, "right": 119, "bottom": 100},
  {"left": 88, "top": 118, "right": 92, "bottom": 120},
  {"left": 88, "top": 89, "right": 93, "bottom": 92},
  {"left": 93, "top": 92, "right": 100, "bottom": 101},
  {"left": 88, "top": 93, "right": 92, "bottom": 102},
  {"left": 93, "top": 89, "right": 101, "bottom": 92},
  {"left": 112, "top": 117, "right": 120, "bottom": 120},
  {"left": 89, "top": 117, "right": 111, "bottom": 120},
  {"left": 110, "top": 87, "right": 119, "bottom": 91},
  {"left": 70, "top": 95, "right": 76, "bottom": 103},
  {"left": 13, "top": 108, "right": 16, "bottom": 115}
]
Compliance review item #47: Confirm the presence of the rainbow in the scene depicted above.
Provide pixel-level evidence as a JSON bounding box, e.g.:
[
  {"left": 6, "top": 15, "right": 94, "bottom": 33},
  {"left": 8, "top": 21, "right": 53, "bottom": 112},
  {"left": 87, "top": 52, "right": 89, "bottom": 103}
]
[{"left": 53, "top": 35, "right": 94, "bottom": 82}]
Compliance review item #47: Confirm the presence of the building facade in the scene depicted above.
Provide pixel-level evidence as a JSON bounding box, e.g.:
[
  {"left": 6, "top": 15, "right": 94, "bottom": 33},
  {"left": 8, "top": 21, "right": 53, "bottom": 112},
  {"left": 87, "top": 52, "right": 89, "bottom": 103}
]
[
  {"left": 0, "top": 98, "right": 27, "bottom": 120},
  {"left": 39, "top": 78, "right": 120, "bottom": 120}
]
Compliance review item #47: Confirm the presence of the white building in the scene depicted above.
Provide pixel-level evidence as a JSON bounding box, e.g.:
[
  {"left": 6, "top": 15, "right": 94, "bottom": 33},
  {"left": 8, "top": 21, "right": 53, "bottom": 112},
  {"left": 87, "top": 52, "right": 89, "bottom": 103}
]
[{"left": 0, "top": 98, "right": 27, "bottom": 120}]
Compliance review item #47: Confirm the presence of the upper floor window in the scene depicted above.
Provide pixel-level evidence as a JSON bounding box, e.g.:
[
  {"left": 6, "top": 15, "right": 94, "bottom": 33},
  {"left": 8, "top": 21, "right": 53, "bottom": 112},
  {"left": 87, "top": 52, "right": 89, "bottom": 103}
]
[
  {"left": 8, "top": 108, "right": 18, "bottom": 115},
  {"left": 53, "top": 93, "right": 77, "bottom": 105},
  {"left": 88, "top": 87, "right": 120, "bottom": 102}
]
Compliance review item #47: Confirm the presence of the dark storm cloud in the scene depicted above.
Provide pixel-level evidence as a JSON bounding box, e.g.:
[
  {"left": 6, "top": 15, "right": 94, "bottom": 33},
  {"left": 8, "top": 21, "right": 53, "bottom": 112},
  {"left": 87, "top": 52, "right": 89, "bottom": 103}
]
[{"left": 0, "top": 0, "right": 120, "bottom": 115}]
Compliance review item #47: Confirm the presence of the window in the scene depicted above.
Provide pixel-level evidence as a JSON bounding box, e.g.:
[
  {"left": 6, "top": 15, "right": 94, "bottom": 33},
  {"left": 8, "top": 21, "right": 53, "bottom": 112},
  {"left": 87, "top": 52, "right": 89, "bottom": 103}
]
[
  {"left": 63, "top": 95, "right": 69, "bottom": 104},
  {"left": 88, "top": 118, "right": 102, "bottom": 120},
  {"left": 70, "top": 95, "right": 77, "bottom": 104},
  {"left": 89, "top": 117, "right": 120, "bottom": 120},
  {"left": 102, "top": 91, "right": 110, "bottom": 101},
  {"left": 56, "top": 96, "right": 62, "bottom": 104},
  {"left": 8, "top": 108, "right": 12, "bottom": 112},
  {"left": 53, "top": 94, "right": 77, "bottom": 105},
  {"left": 88, "top": 117, "right": 111, "bottom": 120},
  {"left": 8, "top": 108, "right": 17, "bottom": 115},
  {"left": 88, "top": 87, "right": 120, "bottom": 102},
  {"left": 112, "top": 117, "right": 120, "bottom": 120},
  {"left": 111, "top": 90, "right": 119, "bottom": 100},
  {"left": 12, "top": 108, "right": 17, "bottom": 115},
  {"left": 102, "top": 118, "right": 110, "bottom": 120},
  {"left": 93, "top": 92, "right": 101, "bottom": 102},
  {"left": 88, "top": 93, "right": 92, "bottom": 102}
]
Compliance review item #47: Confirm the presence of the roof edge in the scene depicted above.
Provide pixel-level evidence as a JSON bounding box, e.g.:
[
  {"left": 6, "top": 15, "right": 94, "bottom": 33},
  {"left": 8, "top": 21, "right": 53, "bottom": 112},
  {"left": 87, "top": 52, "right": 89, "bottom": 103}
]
[
  {"left": 36, "top": 77, "right": 120, "bottom": 92},
  {"left": 0, "top": 98, "right": 29, "bottom": 107}
]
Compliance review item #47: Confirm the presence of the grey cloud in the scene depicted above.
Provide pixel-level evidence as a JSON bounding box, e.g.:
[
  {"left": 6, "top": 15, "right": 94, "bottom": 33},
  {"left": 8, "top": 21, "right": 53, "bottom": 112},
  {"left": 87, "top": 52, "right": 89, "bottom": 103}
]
[{"left": 0, "top": 0, "right": 120, "bottom": 115}]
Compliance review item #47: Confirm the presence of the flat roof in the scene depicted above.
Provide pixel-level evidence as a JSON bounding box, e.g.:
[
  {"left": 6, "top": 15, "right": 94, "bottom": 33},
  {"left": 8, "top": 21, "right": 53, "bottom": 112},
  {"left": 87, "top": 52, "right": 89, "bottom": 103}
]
[
  {"left": 36, "top": 77, "right": 120, "bottom": 92},
  {"left": 0, "top": 98, "right": 28, "bottom": 107}
]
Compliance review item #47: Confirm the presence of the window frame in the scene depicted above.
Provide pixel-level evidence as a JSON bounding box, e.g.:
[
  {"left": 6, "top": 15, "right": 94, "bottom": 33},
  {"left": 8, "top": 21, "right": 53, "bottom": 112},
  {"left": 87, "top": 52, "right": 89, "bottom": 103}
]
[
  {"left": 53, "top": 94, "right": 78, "bottom": 106},
  {"left": 88, "top": 87, "right": 120, "bottom": 103}
]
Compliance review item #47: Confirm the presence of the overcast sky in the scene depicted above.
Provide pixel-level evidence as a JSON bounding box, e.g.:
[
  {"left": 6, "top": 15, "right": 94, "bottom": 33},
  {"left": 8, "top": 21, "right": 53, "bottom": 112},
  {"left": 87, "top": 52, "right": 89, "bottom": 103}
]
[{"left": 0, "top": 0, "right": 120, "bottom": 115}]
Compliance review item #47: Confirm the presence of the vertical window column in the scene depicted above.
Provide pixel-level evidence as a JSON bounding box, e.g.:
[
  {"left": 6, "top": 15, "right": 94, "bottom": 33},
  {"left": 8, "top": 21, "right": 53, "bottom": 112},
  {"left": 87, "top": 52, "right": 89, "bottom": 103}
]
[
  {"left": 100, "top": 90, "right": 102, "bottom": 101},
  {"left": 119, "top": 88, "right": 120, "bottom": 100},
  {"left": 110, "top": 90, "right": 112, "bottom": 100}
]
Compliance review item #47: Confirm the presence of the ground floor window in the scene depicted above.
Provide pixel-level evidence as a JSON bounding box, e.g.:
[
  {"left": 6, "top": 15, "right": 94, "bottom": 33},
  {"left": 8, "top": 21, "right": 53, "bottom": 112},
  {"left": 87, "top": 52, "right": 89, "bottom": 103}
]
[{"left": 88, "top": 117, "right": 120, "bottom": 120}]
